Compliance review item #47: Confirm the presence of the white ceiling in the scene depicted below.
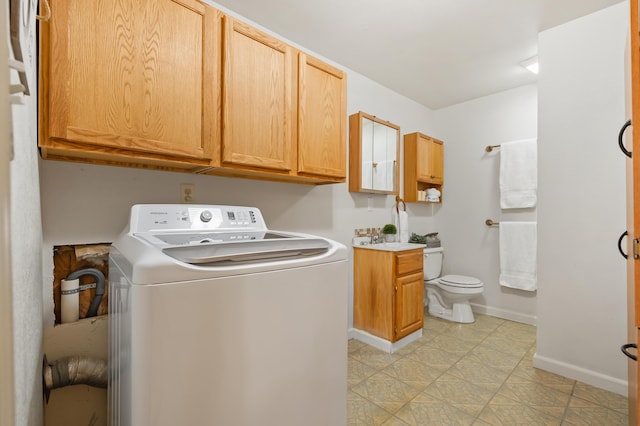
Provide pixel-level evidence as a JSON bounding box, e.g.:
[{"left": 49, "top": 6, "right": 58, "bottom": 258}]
[{"left": 212, "top": 0, "right": 625, "bottom": 110}]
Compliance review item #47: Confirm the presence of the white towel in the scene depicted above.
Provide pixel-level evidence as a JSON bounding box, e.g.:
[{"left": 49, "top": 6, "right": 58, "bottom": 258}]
[
  {"left": 499, "top": 222, "right": 537, "bottom": 291},
  {"left": 392, "top": 209, "right": 409, "bottom": 243},
  {"left": 500, "top": 139, "right": 537, "bottom": 209}
]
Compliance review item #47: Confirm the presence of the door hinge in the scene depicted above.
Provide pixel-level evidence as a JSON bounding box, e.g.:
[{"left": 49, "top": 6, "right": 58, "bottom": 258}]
[
  {"left": 634, "top": 238, "right": 640, "bottom": 260},
  {"left": 394, "top": 327, "right": 397, "bottom": 334},
  {"left": 394, "top": 285, "right": 398, "bottom": 292}
]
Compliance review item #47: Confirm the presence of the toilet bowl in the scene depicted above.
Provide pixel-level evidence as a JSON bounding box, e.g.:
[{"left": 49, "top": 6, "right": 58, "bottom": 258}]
[{"left": 423, "top": 247, "right": 484, "bottom": 323}]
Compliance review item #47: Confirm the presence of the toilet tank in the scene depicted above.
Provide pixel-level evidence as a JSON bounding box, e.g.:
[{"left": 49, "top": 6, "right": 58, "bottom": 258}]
[{"left": 423, "top": 247, "right": 443, "bottom": 280}]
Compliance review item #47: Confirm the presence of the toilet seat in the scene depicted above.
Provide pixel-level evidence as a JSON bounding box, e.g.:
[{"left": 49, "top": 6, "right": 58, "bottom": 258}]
[
  {"left": 439, "top": 275, "right": 483, "bottom": 288},
  {"left": 428, "top": 274, "right": 483, "bottom": 295}
]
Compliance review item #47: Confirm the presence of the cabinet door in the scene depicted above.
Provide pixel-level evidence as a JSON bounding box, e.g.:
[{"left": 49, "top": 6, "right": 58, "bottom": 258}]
[
  {"left": 395, "top": 271, "right": 424, "bottom": 340},
  {"left": 43, "top": 0, "right": 218, "bottom": 162},
  {"left": 348, "top": 111, "right": 400, "bottom": 193},
  {"left": 353, "top": 249, "right": 394, "bottom": 341},
  {"left": 221, "top": 16, "right": 294, "bottom": 171},
  {"left": 428, "top": 139, "right": 444, "bottom": 183},
  {"left": 297, "top": 53, "right": 347, "bottom": 179},
  {"left": 416, "top": 136, "right": 444, "bottom": 184}
]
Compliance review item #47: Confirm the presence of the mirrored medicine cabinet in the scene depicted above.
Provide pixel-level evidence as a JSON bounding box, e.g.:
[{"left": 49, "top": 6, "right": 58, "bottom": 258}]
[{"left": 348, "top": 111, "right": 400, "bottom": 195}]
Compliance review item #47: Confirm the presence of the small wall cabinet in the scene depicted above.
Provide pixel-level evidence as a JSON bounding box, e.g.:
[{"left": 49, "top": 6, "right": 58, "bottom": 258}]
[
  {"left": 353, "top": 247, "right": 424, "bottom": 342},
  {"left": 404, "top": 132, "right": 444, "bottom": 203},
  {"left": 348, "top": 112, "right": 400, "bottom": 194}
]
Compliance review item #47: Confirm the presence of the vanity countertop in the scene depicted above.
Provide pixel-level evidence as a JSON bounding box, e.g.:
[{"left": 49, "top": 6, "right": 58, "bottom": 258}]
[{"left": 353, "top": 242, "right": 426, "bottom": 252}]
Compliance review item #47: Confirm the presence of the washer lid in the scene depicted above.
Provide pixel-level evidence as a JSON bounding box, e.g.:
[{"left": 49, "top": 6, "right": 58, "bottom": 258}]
[
  {"left": 439, "top": 275, "right": 483, "bottom": 287},
  {"left": 161, "top": 237, "right": 331, "bottom": 265}
]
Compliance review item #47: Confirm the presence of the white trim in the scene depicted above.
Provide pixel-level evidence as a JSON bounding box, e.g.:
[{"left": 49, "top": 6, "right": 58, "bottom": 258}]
[
  {"left": 470, "top": 303, "right": 537, "bottom": 325},
  {"left": 533, "top": 353, "right": 628, "bottom": 397},
  {"left": 348, "top": 328, "right": 422, "bottom": 353}
]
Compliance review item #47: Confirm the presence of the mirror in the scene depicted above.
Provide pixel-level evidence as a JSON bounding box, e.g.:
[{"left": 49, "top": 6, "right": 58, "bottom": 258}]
[{"left": 348, "top": 111, "right": 400, "bottom": 194}]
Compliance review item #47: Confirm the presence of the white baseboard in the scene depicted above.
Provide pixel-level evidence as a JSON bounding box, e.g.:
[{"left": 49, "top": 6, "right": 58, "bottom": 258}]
[
  {"left": 470, "top": 303, "right": 537, "bottom": 326},
  {"left": 533, "top": 353, "right": 628, "bottom": 397},
  {"left": 347, "top": 328, "right": 422, "bottom": 353}
]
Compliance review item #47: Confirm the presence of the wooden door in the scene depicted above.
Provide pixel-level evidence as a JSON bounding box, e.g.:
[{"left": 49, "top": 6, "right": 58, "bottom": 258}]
[
  {"left": 42, "top": 0, "right": 218, "bottom": 162},
  {"left": 415, "top": 135, "right": 430, "bottom": 181},
  {"left": 416, "top": 135, "right": 443, "bottom": 184},
  {"left": 394, "top": 271, "right": 424, "bottom": 340},
  {"left": 627, "top": 0, "right": 640, "bottom": 422},
  {"left": 353, "top": 249, "right": 394, "bottom": 341},
  {"left": 416, "top": 136, "right": 443, "bottom": 184},
  {"left": 428, "top": 138, "right": 444, "bottom": 184},
  {"left": 297, "top": 53, "right": 346, "bottom": 180},
  {"left": 221, "top": 16, "right": 294, "bottom": 172}
]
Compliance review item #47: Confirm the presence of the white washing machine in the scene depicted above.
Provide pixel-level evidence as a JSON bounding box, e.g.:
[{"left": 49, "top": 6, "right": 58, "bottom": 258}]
[{"left": 108, "top": 204, "right": 348, "bottom": 426}]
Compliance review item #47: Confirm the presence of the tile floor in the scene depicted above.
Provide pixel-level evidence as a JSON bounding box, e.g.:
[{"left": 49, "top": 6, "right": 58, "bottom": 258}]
[{"left": 348, "top": 311, "right": 629, "bottom": 425}]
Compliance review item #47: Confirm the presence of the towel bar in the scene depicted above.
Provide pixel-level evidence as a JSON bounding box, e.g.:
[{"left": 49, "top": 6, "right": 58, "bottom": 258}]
[
  {"left": 485, "top": 219, "right": 499, "bottom": 227},
  {"left": 485, "top": 144, "right": 501, "bottom": 152}
]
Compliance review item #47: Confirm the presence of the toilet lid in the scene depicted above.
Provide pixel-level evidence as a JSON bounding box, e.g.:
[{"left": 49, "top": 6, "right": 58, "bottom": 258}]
[{"left": 439, "top": 275, "right": 483, "bottom": 288}]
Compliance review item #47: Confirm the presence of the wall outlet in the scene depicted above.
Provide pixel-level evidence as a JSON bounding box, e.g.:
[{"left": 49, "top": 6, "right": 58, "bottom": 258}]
[{"left": 181, "top": 184, "right": 195, "bottom": 203}]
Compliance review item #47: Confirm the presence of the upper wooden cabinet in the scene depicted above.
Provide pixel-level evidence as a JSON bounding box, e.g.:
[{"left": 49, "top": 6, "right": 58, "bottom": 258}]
[
  {"left": 404, "top": 132, "right": 444, "bottom": 203},
  {"left": 39, "top": 0, "right": 221, "bottom": 170},
  {"left": 297, "top": 53, "right": 347, "bottom": 180},
  {"left": 38, "top": 1, "right": 347, "bottom": 184},
  {"left": 220, "top": 16, "right": 294, "bottom": 172},
  {"left": 348, "top": 112, "right": 400, "bottom": 194},
  {"left": 216, "top": 16, "right": 346, "bottom": 183}
]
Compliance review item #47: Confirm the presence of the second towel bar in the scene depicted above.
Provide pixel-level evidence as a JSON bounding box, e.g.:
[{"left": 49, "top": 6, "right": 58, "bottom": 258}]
[{"left": 485, "top": 219, "right": 499, "bottom": 227}]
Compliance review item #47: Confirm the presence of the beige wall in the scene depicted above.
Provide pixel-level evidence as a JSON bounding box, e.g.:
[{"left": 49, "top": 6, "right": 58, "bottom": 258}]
[
  {"left": 434, "top": 84, "right": 538, "bottom": 324},
  {"left": 536, "top": 2, "right": 628, "bottom": 395},
  {"left": 6, "top": 0, "right": 44, "bottom": 424}
]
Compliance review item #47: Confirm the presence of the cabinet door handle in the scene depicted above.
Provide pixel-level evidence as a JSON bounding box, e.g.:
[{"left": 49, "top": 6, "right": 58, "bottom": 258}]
[
  {"left": 618, "top": 231, "right": 628, "bottom": 259},
  {"left": 621, "top": 343, "right": 638, "bottom": 361},
  {"left": 619, "top": 120, "right": 632, "bottom": 158}
]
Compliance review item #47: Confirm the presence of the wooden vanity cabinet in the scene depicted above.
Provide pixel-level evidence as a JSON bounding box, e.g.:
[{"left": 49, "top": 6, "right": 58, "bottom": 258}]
[
  {"left": 39, "top": 0, "right": 221, "bottom": 170},
  {"left": 404, "top": 132, "right": 444, "bottom": 203},
  {"left": 353, "top": 247, "right": 424, "bottom": 342}
]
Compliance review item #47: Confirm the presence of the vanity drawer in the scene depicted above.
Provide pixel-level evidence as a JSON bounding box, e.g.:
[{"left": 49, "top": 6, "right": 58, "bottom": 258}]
[{"left": 395, "top": 250, "right": 423, "bottom": 275}]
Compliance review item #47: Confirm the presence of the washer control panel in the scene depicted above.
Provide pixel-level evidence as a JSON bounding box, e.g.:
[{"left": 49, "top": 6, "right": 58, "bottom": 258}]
[{"left": 130, "top": 204, "right": 266, "bottom": 232}]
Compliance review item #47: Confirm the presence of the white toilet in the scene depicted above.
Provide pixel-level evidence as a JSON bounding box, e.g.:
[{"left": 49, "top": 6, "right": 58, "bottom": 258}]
[{"left": 423, "top": 247, "right": 483, "bottom": 323}]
